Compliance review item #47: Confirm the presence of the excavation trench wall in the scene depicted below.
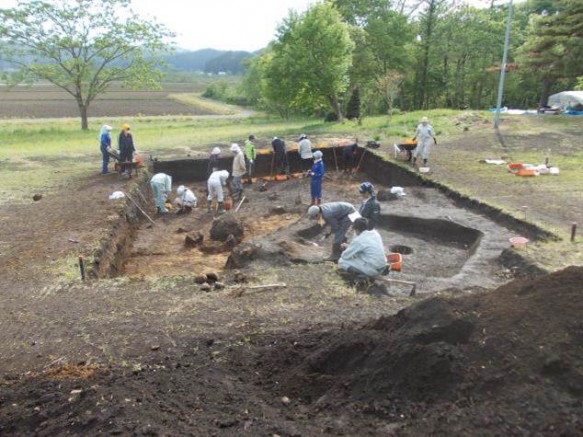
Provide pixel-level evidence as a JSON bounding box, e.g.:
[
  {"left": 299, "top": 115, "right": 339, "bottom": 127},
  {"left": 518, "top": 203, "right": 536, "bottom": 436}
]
[
  {"left": 90, "top": 147, "right": 552, "bottom": 279},
  {"left": 153, "top": 147, "right": 557, "bottom": 243},
  {"left": 90, "top": 175, "right": 152, "bottom": 279}
]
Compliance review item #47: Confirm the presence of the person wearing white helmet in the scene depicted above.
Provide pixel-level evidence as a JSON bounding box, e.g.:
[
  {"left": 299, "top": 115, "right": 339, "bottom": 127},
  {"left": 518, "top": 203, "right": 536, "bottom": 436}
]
[
  {"left": 310, "top": 150, "right": 325, "bottom": 206},
  {"left": 412, "top": 116, "right": 437, "bottom": 166},
  {"left": 307, "top": 201, "right": 356, "bottom": 261},
  {"left": 99, "top": 124, "right": 113, "bottom": 175},
  {"left": 358, "top": 182, "right": 380, "bottom": 229},
  {"left": 230, "top": 143, "right": 246, "bottom": 201},
  {"left": 150, "top": 172, "right": 172, "bottom": 214},
  {"left": 298, "top": 133, "right": 313, "bottom": 171},
  {"left": 207, "top": 146, "right": 221, "bottom": 176},
  {"left": 207, "top": 169, "right": 230, "bottom": 214},
  {"left": 173, "top": 185, "right": 197, "bottom": 214}
]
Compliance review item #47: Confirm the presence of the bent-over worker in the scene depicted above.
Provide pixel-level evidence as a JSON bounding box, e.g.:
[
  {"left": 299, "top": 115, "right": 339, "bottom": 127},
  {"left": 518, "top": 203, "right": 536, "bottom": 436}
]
[
  {"left": 307, "top": 201, "right": 356, "bottom": 261},
  {"left": 150, "top": 173, "right": 172, "bottom": 214},
  {"left": 174, "top": 185, "right": 197, "bottom": 213},
  {"left": 207, "top": 169, "right": 230, "bottom": 214},
  {"left": 358, "top": 182, "right": 380, "bottom": 229},
  {"left": 310, "top": 150, "right": 324, "bottom": 206},
  {"left": 338, "top": 217, "right": 387, "bottom": 278},
  {"left": 412, "top": 116, "right": 437, "bottom": 166}
]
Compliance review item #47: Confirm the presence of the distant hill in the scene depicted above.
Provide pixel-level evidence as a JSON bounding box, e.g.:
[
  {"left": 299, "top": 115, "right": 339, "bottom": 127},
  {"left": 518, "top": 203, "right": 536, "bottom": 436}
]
[
  {"left": 0, "top": 48, "right": 256, "bottom": 76},
  {"left": 164, "top": 48, "right": 255, "bottom": 75}
]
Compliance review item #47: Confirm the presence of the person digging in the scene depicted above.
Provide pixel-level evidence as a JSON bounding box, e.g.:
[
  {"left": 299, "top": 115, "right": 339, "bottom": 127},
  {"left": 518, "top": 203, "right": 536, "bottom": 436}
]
[
  {"left": 173, "top": 185, "right": 197, "bottom": 215},
  {"left": 307, "top": 201, "right": 356, "bottom": 262},
  {"left": 207, "top": 169, "right": 230, "bottom": 215}
]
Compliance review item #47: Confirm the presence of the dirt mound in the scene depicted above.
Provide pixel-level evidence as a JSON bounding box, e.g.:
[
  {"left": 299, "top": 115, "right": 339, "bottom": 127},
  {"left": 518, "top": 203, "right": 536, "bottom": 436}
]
[
  {"left": 2, "top": 267, "right": 582, "bottom": 435},
  {"left": 209, "top": 213, "right": 244, "bottom": 242},
  {"left": 261, "top": 266, "right": 583, "bottom": 434}
]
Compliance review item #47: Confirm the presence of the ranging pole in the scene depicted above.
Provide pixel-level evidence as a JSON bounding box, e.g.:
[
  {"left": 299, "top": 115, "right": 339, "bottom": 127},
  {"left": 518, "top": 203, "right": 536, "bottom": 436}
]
[{"left": 494, "top": 0, "right": 514, "bottom": 130}]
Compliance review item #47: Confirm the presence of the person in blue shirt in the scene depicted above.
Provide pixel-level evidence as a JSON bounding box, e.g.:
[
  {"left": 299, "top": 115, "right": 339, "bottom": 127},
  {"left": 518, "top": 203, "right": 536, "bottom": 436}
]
[
  {"left": 310, "top": 150, "right": 325, "bottom": 206},
  {"left": 99, "top": 124, "right": 113, "bottom": 175}
]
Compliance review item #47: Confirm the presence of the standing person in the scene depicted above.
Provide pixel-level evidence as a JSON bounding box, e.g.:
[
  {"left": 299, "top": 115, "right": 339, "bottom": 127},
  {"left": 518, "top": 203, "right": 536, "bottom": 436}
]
[
  {"left": 298, "top": 134, "right": 313, "bottom": 171},
  {"left": 230, "top": 143, "right": 246, "bottom": 201},
  {"left": 342, "top": 142, "right": 358, "bottom": 174},
  {"left": 271, "top": 136, "right": 289, "bottom": 175},
  {"left": 207, "top": 169, "right": 230, "bottom": 214},
  {"left": 412, "top": 116, "right": 437, "bottom": 166},
  {"left": 174, "top": 185, "right": 197, "bottom": 214},
  {"left": 244, "top": 134, "right": 257, "bottom": 183},
  {"left": 208, "top": 147, "right": 221, "bottom": 176},
  {"left": 99, "top": 124, "right": 113, "bottom": 175},
  {"left": 358, "top": 182, "right": 380, "bottom": 229},
  {"left": 310, "top": 150, "right": 325, "bottom": 206},
  {"left": 338, "top": 217, "right": 387, "bottom": 278},
  {"left": 150, "top": 172, "right": 172, "bottom": 215},
  {"left": 307, "top": 201, "right": 356, "bottom": 261},
  {"left": 118, "top": 123, "right": 135, "bottom": 176}
]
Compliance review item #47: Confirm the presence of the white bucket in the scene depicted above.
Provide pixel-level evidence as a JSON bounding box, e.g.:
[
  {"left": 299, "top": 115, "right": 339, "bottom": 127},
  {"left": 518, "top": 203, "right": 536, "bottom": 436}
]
[{"left": 549, "top": 167, "right": 560, "bottom": 175}]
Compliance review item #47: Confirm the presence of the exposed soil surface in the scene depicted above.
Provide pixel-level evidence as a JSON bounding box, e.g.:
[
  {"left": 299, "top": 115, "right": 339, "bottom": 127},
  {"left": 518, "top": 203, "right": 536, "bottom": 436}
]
[
  {"left": 1, "top": 119, "right": 582, "bottom": 435},
  {"left": 1, "top": 267, "right": 581, "bottom": 435}
]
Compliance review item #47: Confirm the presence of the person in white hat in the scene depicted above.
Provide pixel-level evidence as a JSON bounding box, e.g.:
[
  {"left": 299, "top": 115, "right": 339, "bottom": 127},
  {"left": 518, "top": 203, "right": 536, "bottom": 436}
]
[
  {"left": 207, "top": 169, "right": 230, "bottom": 214},
  {"left": 412, "top": 116, "right": 437, "bottom": 166},
  {"left": 99, "top": 124, "right": 113, "bottom": 174},
  {"left": 298, "top": 133, "right": 313, "bottom": 171},
  {"left": 230, "top": 143, "right": 246, "bottom": 201},
  {"left": 207, "top": 146, "right": 221, "bottom": 176},
  {"left": 173, "top": 185, "right": 197, "bottom": 214}
]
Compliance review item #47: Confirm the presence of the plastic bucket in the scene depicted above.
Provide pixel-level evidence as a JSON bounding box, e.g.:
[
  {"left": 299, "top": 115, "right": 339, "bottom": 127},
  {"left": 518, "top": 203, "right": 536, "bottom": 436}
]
[
  {"left": 386, "top": 253, "right": 402, "bottom": 271},
  {"left": 509, "top": 236, "right": 529, "bottom": 249}
]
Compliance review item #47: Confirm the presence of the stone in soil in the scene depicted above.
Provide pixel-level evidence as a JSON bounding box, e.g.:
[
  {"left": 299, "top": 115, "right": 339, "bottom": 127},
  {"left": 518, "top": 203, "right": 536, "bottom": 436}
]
[{"left": 210, "top": 214, "right": 244, "bottom": 242}]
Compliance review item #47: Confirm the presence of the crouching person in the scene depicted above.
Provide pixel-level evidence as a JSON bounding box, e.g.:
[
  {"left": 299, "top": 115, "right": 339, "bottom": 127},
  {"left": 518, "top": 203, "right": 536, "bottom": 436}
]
[
  {"left": 174, "top": 185, "right": 197, "bottom": 214},
  {"left": 150, "top": 172, "right": 172, "bottom": 215},
  {"left": 338, "top": 217, "right": 387, "bottom": 278},
  {"left": 207, "top": 169, "right": 230, "bottom": 214},
  {"left": 307, "top": 201, "right": 356, "bottom": 262}
]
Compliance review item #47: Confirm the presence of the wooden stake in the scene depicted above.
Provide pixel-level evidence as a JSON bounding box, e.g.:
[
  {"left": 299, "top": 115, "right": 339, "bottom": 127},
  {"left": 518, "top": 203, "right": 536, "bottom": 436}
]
[
  {"left": 235, "top": 196, "right": 246, "bottom": 212},
  {"left": 233, "top": 283, "right": 287, "bottom": 297},
  {"left": 332, "top": 146, "right": 339, "bottom": 171},
  {"left": 353, "top": 148, "right": 367, "bottom": 173}
]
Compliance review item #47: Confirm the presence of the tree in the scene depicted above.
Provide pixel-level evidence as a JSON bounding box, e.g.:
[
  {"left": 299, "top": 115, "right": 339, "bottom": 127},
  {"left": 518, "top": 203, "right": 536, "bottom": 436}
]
[
  {"left": 521, "top": 0, "right": 583, "bottom": 105},
  {"left": 0, "top": 0, "right": 173, "bottom": 129},
  {"left": 270, "top": 3, "right": 355, "bottom": 120}
]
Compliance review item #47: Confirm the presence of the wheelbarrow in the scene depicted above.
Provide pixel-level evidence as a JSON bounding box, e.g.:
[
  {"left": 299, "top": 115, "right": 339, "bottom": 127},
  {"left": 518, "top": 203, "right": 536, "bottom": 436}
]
[
  {"left": 107, "top": 149, "right": 143, "bottom": 177},
  {"left": 393, "top": 138, "right": 418, "bottom": 162}
]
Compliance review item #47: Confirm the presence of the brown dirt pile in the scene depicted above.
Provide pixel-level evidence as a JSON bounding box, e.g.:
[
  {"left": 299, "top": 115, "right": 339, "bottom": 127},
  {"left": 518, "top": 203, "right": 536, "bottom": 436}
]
[{"left": 1, "top": 267, "right": 581, "bottom": 435}]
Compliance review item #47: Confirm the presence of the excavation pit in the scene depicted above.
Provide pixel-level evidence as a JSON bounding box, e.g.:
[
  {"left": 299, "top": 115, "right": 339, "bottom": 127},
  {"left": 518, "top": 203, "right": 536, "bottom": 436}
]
[{"left": 95, "top": 146, "right": 550, "bottom": 293}]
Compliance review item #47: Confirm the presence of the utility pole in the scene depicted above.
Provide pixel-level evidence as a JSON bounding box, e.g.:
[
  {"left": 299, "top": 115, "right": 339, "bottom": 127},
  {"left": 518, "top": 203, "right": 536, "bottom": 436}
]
[{"left": 494, "top": 0, "right": 514, "bottom": 130}]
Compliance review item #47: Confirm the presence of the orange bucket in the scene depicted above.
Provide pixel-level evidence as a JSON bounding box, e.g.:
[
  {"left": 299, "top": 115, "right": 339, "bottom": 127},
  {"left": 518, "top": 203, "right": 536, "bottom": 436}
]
[
  {"left": 223, "top": 198, "right": 233, "bottom": 210},
  {"left": 386, "top": 253, "right": 402, "bottom": 272},
  {"left": 516, "top": 168, "right": 537, "bottom": 177}
]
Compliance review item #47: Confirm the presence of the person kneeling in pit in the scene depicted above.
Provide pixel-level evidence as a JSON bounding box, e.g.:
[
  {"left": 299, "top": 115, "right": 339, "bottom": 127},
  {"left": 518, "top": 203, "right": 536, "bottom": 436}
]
[
  {"left": 174, "top": 185, "right": 197, "bottom": 214},
  {"left": 338, "top": 217, "right": 388, "bottom": 279},
  {"left": 307, "top": 201, "right": 356, "bottom": 262},
  {"left": 207, "top": 169, "right": 230, "bottom": 214}
]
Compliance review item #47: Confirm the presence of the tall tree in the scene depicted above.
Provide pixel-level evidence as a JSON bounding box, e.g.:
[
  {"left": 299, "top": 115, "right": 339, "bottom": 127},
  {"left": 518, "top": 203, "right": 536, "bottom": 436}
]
[
  {"left": 0, "top": 0, "right": 173, "bottom": 129},
  {"left": 270, "top": 3, "right": 355, "bottom": 120},
  {"left": 521, "top": 0, "right": 583, "bottom": 105}
]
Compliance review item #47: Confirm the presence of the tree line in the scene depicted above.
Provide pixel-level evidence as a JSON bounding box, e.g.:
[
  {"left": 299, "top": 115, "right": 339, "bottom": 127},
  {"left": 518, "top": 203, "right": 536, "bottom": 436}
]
[{"left": 238, "top": 0, "right": 583, "bottom": 121}]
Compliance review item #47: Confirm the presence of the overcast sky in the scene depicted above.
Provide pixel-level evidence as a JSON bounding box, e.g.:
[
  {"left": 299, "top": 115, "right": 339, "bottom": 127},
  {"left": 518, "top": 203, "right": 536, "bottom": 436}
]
[{"left": 0, "top": 0, "right": 522, "bottom": 52}]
